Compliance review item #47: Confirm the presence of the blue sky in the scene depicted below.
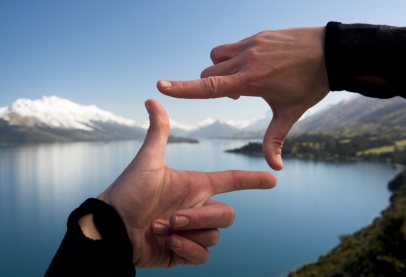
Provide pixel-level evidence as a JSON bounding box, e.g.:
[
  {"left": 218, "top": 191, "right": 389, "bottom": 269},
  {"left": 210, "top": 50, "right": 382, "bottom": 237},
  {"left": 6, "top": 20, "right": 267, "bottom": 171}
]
[{"left": 1, "top": 0, "right": 406, "bottom": 127}]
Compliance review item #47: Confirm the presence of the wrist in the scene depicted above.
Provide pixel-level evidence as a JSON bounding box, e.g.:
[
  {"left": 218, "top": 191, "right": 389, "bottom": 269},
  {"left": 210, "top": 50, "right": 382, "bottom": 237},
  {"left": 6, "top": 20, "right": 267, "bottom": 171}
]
[
  {"left": 61, "top": 199, "right": 135, "bottom": 275},
  {"left": 78, "top": 213, "right": 102, "bottom": 240}
]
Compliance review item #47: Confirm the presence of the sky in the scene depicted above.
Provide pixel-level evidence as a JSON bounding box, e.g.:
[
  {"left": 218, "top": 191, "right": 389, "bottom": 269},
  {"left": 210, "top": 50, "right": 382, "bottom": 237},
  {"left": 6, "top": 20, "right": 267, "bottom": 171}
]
[{"left": 1, "top": 0, "right": 406, "bottom": 128}]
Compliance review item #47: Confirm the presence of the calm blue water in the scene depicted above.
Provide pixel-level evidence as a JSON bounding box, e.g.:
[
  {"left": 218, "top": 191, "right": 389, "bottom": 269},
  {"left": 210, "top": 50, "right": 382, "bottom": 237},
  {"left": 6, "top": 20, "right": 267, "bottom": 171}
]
[{"left": 0, "top": 139, "right": 401, "bottom": 277}]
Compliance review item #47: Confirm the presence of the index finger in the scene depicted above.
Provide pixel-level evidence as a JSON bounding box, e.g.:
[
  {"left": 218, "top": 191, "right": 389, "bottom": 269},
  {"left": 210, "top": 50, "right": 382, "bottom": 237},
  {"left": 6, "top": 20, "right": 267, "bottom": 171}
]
[
  {"left": 206, "top": 170, "right": 277, "bottom": 195},
  {"left": 157, "top": 76, "right": 240, "bottom": 99}
]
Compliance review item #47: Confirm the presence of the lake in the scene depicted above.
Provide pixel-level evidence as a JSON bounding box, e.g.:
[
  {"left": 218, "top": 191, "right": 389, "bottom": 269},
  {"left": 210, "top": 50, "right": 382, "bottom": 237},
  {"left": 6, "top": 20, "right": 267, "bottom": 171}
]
[{"left": 0, "top": 139, "right": 402, "bottom": 277}]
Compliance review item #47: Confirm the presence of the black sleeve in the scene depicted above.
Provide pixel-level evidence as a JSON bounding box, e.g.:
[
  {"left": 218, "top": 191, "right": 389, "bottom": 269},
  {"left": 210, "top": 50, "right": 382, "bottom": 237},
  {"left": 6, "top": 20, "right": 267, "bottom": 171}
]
[
  {"left": 45, "top": 198, "right": 136, "bottom": 277},
  {"left": 325, "top": 21, "right": 406, "bottom": 99}
]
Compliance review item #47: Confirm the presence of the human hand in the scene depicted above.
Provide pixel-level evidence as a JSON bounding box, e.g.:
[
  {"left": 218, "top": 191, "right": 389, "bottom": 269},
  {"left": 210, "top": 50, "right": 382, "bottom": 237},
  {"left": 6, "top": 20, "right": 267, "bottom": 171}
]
[
  {"left": 157, "top": 26, "right": 330, "bottom": 170},
  {"left": 97, "top": 99, "right": 277, "bottom": 268}
]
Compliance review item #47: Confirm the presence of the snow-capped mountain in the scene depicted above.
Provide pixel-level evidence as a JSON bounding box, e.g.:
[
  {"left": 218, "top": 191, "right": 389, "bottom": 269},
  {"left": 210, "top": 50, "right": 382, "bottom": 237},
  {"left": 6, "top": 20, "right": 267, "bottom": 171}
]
[
  {"left": 1, "top": 96, "right": 140, "bottom": 131},
  {"left": 187, "top": 120, "right": 241, "bottom": 139},
  {"left": 0, "top": 96, "right": 271, "bottom": 144},
  {"left": 0, "top": 96, "right": 146, "bottom": 143},
  {"left": 169, "top": 116, "right": 269, "bottom": 139}
]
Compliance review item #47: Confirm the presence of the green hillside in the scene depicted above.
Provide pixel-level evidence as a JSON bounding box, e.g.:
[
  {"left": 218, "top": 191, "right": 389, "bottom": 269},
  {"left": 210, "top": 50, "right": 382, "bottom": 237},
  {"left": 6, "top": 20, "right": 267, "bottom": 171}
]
[
  {"left": 283, "top": 133, "right": 406, "bottom": 165},
  {"left": 227, "top": 97, "right": 406, "bottom": 165}
]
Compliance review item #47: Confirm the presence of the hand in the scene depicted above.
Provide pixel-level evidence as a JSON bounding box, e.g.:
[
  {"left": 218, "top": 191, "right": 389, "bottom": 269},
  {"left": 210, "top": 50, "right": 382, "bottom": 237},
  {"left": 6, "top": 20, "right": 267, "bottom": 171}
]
[
  {"left": 97, "top": 99, "right": 277, "bottom": 268},
  {"left": 157, "top": 26, "right": 330, "bottom": 170}
]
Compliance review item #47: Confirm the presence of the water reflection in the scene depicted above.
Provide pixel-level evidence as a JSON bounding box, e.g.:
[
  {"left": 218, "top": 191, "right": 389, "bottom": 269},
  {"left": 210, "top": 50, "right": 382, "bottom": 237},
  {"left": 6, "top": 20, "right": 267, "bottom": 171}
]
[
  {"left": 0, "top": 141, "right": 144, "bottom": 275},
  {"left": 0, "top": 140, "right": 401, "bottom": 277}
]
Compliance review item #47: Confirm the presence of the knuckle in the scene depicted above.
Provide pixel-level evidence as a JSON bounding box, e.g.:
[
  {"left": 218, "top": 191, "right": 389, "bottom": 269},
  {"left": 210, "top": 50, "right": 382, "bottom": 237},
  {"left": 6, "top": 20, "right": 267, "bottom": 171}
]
[
  {"left": 255, "top": 30, "right": 274, "bottom": 42},
  {"left": 210, "top": 44, "right": 230, "bottom": 62},
  {"left": 231, "top": 170, "right": 243, "bottom": 191},
  {"left": 223, "top": 206, "right": 235, "bottom": 227},
  {"left": 200, "top": 66, "right": 212, "bottom": 78},
  {"left": 263, "top": 138, "right": 284, "bottom": 153},
  {"left": 203, "top": 77, "right": 219, "bottom": 98},
  {"left": 191, "top": 250, "right": 210, "bottom": 265},
  {"left": 147, "top": 117, "right": 170, "bottom": 136},
  {"left": 213, "top": 229, "right": 221, "bottom": 242},
  {"left": 206, "top": 229, "right": 221, "bottom": 247},
  {"left": 243, "top": 70, "right": 260, "bottom": 88},
  {"left": 272, "top": 137, "right": 285, "bottom": 147},
  {"left": 210, "top": 46, "right": 220, "bottom": 61},
  {"left": 242, "top": 47, "right": 259, "bottom": 63}
]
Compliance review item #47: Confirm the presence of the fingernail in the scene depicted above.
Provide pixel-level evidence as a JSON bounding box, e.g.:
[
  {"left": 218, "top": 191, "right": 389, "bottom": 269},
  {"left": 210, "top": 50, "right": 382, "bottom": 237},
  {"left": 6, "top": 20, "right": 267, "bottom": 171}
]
[
  {"left": 152, "top": 222, "right": 169, "bottom": 234},
  {"left": 275, "top": 154, "right": 284, "bottom": 169},
  {"left": 159, "top": 80, "right": 172, "bottom": 89},
  {"left": 170, "top": 236, "right": 183, "bottom": 249},
  {"left": 174, "top": 216, "right": 189, "bottom": 229},
  {"left": 144, "top": 100, "right": 151, "bottom": 113}
]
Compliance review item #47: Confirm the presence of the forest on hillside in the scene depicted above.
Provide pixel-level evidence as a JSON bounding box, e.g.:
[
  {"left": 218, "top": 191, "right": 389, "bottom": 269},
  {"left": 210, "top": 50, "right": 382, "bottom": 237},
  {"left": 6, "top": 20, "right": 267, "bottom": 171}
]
[
  {"left": 283, "top": 132, "right": 406, "bottom": 165},
  {"left": 226, "top": 132, "right": 406, "bottom": 166}
]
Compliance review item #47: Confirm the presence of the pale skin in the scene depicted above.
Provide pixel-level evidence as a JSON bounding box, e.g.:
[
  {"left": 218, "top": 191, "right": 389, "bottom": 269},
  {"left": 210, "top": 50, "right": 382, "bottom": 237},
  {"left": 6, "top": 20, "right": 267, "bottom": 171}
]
[
  {"left": 157, "top": 26, "right": 330, "bottom": 171},
  {"left": 79, "top": 99, "right": 277, "bottom": 268}
]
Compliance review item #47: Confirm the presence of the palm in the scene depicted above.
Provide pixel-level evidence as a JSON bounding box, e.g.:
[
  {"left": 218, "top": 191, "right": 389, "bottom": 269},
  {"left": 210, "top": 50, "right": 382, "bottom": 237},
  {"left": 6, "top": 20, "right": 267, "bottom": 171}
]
[
  {"left": 98, "top": 99, "right": 276, "bottom": 269},
  {"left": 133, "top": 169, "right": 215, "bottom": 268}
]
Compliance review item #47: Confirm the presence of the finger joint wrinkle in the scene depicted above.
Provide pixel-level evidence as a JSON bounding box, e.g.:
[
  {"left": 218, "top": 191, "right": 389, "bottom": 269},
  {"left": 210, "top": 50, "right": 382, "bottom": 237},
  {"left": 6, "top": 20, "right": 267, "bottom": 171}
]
[{"left": 204, "top": 77, "right": 219, "bottom": 98}]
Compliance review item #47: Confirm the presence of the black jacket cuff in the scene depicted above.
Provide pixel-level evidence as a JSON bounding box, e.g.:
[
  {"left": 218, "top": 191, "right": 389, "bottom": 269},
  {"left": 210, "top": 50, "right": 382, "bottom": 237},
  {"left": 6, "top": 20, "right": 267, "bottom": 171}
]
[
  {"left": 45, "top": 198, "right": 135, "bottom": 277},
  {"left": 325, "top": 21, "right": 406, "bottom": 99}
]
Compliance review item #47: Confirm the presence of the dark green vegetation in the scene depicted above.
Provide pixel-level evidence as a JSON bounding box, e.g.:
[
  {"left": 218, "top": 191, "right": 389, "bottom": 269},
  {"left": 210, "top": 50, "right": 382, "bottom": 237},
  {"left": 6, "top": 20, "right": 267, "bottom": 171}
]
[
  {"left": 227, "top": 97, "right": 406, "bottom": 165},
  {"left": 282, "top": 133, "right": 406, "bottom": 165},
  {"left": 225, "top": 136, "right": 406, "bottom": 165},
  {"left": 286, "top": 96, "right": 406, "bottom": 165},
  {"left": 167, "top": 136, "right": 198, "bottom": 143},
  {"left": 288, "top": 169, "right": 406, "bottom": 277},
  {"left": 225, "top": 142, "right": 263, "bottom": 156}
]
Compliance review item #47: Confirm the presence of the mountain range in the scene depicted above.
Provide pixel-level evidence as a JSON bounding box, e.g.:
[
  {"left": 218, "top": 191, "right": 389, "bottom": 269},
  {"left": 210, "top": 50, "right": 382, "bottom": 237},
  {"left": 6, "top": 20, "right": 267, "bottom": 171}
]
[
  {"left": 0, "top": 96, "right": 147, "bottom": 143},
  {"left": 180, "top": 95, "right": 406, "bottom": 139},
  {"left": 1, "top": 95, "right": 406, "bottom": 144},
  {"left": 0, "top": 96, "right": 268, "bottom": 144},
  {"left": 290, "top": 95, "right": 406, "bottom": 136}
]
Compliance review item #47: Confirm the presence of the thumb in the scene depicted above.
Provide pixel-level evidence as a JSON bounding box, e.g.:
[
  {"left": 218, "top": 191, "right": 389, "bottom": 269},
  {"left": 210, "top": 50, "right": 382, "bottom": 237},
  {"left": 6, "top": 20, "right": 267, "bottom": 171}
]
[
  {"left": 135, "top": 99, "right": 170, "bottom": 167},
  {"left": 262, "top": 112, "right": 298, "bottom": 171}
]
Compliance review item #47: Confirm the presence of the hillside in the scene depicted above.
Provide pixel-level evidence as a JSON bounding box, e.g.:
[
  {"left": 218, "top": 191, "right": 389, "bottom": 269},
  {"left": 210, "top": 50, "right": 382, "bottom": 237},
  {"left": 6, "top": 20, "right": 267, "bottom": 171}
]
[
  {"left": 222, "top": 95, "right": 406, "bottom": 140},
  {"left": 226, "top": 96, "right": 406, "bottom": 165},
  {"left": 284, "top": 97, "right": 406, "bottom": 165},
  {"left": 291, "top": 96, "right": 406, "bottom": 136}
]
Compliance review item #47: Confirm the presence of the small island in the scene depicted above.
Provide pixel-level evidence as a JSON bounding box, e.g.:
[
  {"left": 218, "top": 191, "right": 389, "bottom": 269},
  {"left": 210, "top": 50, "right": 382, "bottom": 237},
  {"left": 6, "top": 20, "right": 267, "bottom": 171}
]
[
  {"left": 167, "top": 135, "right": 198, "bottom": 144},
  {"left": 224, "top": 142, "right": 263, "bottom": 156}
]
